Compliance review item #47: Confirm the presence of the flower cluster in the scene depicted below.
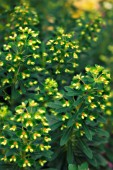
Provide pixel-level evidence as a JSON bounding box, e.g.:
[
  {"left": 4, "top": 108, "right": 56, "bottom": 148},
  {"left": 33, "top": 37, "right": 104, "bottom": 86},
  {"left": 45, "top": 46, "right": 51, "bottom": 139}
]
[
  {"left": 75, "top": 17, "right": 103, "bottom": 53},
  {"left": 6, "top": 4, "right": 39, "bottom": 32},
  {"left": 0, "top": 99, "right": 51, "bottom": 168},
  {"left": 0, "top": 103, "right": 11, "bottom": 118},
  {"left": 48, "top": 65, "right": 110, "bottom": 138},
  {"left": 0, "top": 26, "right": 41, "bottom": 104},
  {"left": 46, "top": 28, "right": 79, "bottom": 85}
]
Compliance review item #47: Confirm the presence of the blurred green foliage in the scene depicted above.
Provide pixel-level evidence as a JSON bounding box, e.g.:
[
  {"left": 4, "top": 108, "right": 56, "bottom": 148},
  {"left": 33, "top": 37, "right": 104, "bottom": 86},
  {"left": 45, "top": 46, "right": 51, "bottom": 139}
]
[{"left": 0, "top": 0, "right": 113, "bottom": 169}]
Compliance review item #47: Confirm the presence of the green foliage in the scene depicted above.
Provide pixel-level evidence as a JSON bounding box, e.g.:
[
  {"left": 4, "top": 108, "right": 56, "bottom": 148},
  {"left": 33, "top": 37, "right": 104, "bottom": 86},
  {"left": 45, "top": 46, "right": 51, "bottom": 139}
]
[
  {"left": 68, "top": 162, "right": 88, "bottom": 170},
  {"left": 0, "top": 99, "right": 51, "bottom": 168},
  {"left": 47, "top": 65, "right": 110, "bottom": 169},
  {"left": 0, "top": 1, "right": 112, "bottom": 170}
]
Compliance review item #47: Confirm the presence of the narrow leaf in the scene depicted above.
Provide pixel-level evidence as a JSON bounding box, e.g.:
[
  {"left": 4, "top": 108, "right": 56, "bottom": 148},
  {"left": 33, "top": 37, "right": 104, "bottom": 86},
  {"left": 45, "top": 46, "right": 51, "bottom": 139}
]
[
  {"left": 79, "top": 140, "right": 93, "bottom": 159},
  {"left": 60, "top": 128, "right": 72, "bottom": 146}
]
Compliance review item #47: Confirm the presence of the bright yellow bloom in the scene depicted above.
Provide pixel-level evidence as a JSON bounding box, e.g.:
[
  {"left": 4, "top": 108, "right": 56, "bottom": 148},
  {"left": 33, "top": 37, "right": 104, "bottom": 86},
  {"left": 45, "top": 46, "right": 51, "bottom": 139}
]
[
  {"left": 10, "top": 155, "right": 16, "bottom": 162},
  {"left": 25, "top": 145, "right": 34, "bottom": 152},
  {"left": 73, "top": 0, "right": 100, "bottom": 11},
  {"left": 10, "top": 141, "right": 18, "bottom": 149},
  {"left": 23, "top": 160, "right": 31, "bottom": 167}
]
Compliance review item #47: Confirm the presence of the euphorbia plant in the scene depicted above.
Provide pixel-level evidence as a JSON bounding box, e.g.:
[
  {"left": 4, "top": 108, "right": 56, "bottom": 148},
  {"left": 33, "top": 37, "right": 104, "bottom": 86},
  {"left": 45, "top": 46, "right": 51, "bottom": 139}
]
[
  {"left": 47, "top": 65, "right": 110, "bottom": 169},
  {"left": 0, "top": 3, "right": 111, "bottom": 170},
  {"left": 0, "top": 99, "right": 52, "bottom": 169}
]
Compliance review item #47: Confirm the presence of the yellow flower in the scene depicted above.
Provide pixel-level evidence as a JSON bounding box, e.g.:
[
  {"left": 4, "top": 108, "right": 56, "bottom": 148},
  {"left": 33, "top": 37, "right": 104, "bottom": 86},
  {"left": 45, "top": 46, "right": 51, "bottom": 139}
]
[
  {"left": 38, "top": 109, "right": 45, "bottom": 114},
  {"left": 85, "top": 67, "right": 90, "bottom": 72},
  {"left": 103, "top": 95, "right": 109, "bottom": 100},
  {"left": 17, "top": 41, "right": 24, "bottom": 47},
  {"left": 43, "top": 128, "right": 51, "bottom": 133},
  {"left": 10, "top": 125, "right": 17, "bottom": 131},
  {"left": 88, "top": 96, "right": 94, "bottom": 103},
  {"left": 81, "top": 112, "right": 87, "bottom": 119},
  {"left": 25, "top": 145, "right": 34, "bottom": 152},
  {"left": 73, "top": 82, "right": 81, "bottom": 89},
  {"left": 39, "top": 144, "right": 45, "bottom": 151},
  {"left": 62, "top": 101, "right": 70, "bottom": 107},
  {"left": 80, "top": 130, "right": 85, "bottom": 136},
  {"left": 100, "top": 76, "right": 105, "bottom": 82},
  {"left": 106, "top": 110, "right": 112, "bottom": 116},
  {"left": 62, "top": 114, "right": 69, "bottom": 121},
  {"left": 10, "top": 155, "right": 16, "bottom": 162},
  {"left": 106, "top": 102, "right": 112, "bottom": 106},
  {"left": 33, "top": 133, "right": 41, "bottom": 139},
  {"left": 20, "top": 131, "right": 28, "bottom": 139},
  {"left": 61, "top": 125, "right": 67, "bottom": 130},
  {"left": 10, "top": 141, "right": 18, "bottom": 149},
  {"left": 39, "top": 160, "right": 47, "bottom": 166},
  {"left": 73, "top": 53, "right": 78, "bottom": 59},
  {"left": 50, "top": 46, "right": 54, "bottom": 51},
  {"left": 34, "top": 113, "right": 41, "bottom": 120},
  {"left": 89, "top": 115, "right": 95, "bottom": 121},
  {"left": 3, "top": 125, "right": 9, "bottom": 130},
  {"left": 90, "top": 103, "right": 96, "bottom": 109},
  {"left": 1, "top": 139, "right": 7, "bottom": 145},
  {"left": 26, "top": 120, "right": 33, "bottom": 127},
  {"left": 23, "top": 160, "right": 31, "bottom": 167},
  {"left": 44, "top": 137, "right": 51, "bottom": 142},
  {"left": 76, "top": 122, "right": 82, "bottom": 129},
  {"left": 17, "top": 116, "right": 24, "bottom": 122},
  {"left": 100, "top": 104, "right": 105, "bottom": 110},
  {"left": 73, "top": 0, "right": 100, "bottom": 11},
  {"left": 24, "top": 113, "right": 31, "bottom": 118},
  {"left": 16, "top": 109, "right": 23, "bottom": 114},
  {"left": 8, "top": 67, "right": 15, "bottom": 72},
  {"left": 29, "top": 100, "right": 38, "bottom": 107},
  {"left": 14, "top": 56, "right": 21, "bottom": 62},
  {"left": 2, "top": 79, "right": 9, "bottom": 85},
  {"left": 1, "top": 155, "right": 7, "bottom": 162},
  {"left": 104, "top": 80, "right": 109, "bottom": 85},
  {"left": 3, "top": 44, "right": 11, "bottom": 50},
  {"left": 84, "top": 84, "right": 91, "bottom": 90},
  {"left": 44, "top": 145, "right": 51, "bottom": 150},
  {"left": 0, "top": 61, "right": 4, "bottom": 66}
]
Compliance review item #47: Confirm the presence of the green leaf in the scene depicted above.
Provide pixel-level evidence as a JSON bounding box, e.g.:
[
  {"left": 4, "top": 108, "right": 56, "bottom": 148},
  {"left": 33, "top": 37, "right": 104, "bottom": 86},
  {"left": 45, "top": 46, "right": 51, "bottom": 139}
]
[
  {"left": 97, "top": 115, "right": 106, "bottom": 123},
  {"left": 96, "top": 154, "right": 107, "bottom": 166},
  {"left": 6, "top": 149, "right": 16, "bottom": 157},
  {"left": 83, "top": 124, "right": 93, "bottom": 141},
  {"left": 68, "top": 164, "right": 77, "bottom": 170},
  {"left": 64, "top": 86, "right": 74, "bottom": 92},
  {"left": 46, "top": 114, "right": 59, "bottom": 126},
  {"left": 64, "top": 86, "right": 80, "bottom": 96},
  {"left": 11, "top": 88, "right": 20, "bottom": 100},
  {"left": 60, "top": 127, "right": 72, "bottom": 146},
  {"left": 48, "top": 101, "right": 62, "bottom": 109},
  {"left": 67, "top": 117, "right": 74, "bottom": 127},
  {"left": 79, "top": 140, "right": 93, "bottom": 159},
  {"left": 20, "top": 83, "right": 26, "bottom": 94},
  {"left": 87, "top": 157, "right": 98, "bottom": 167},
  {"left": 51, "top": 121, "right": 62, "bottom": 130},
  {"left": 67, "top": 143, "right": 74, "bottom": 164},
  {"left": 93, "top": 137, "right": 108, "bottom": 145},
  {"left": 9, "top": 42, "right": 18, "bottom": 53},
  {"left": 78, "top": 162, "right": 88, "bottom": 170},
  {"left": 57, "top": 107, "right": 70, "bottom": 113},
  {"left": 76, "top": 104, "right": 85, "bottom": 118},
  {"left": 95, "top": 128, "right": 109, "bottom": 138},
  {"left": 73, "top": 97, "right": 83, "bottom": 107}
]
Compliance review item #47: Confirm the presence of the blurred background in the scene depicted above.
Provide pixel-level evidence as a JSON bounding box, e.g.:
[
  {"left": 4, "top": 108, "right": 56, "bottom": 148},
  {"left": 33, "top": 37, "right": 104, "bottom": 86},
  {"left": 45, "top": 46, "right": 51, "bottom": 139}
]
[{"left": 0, "top": 0, "right": 113, "bottom": 169}]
